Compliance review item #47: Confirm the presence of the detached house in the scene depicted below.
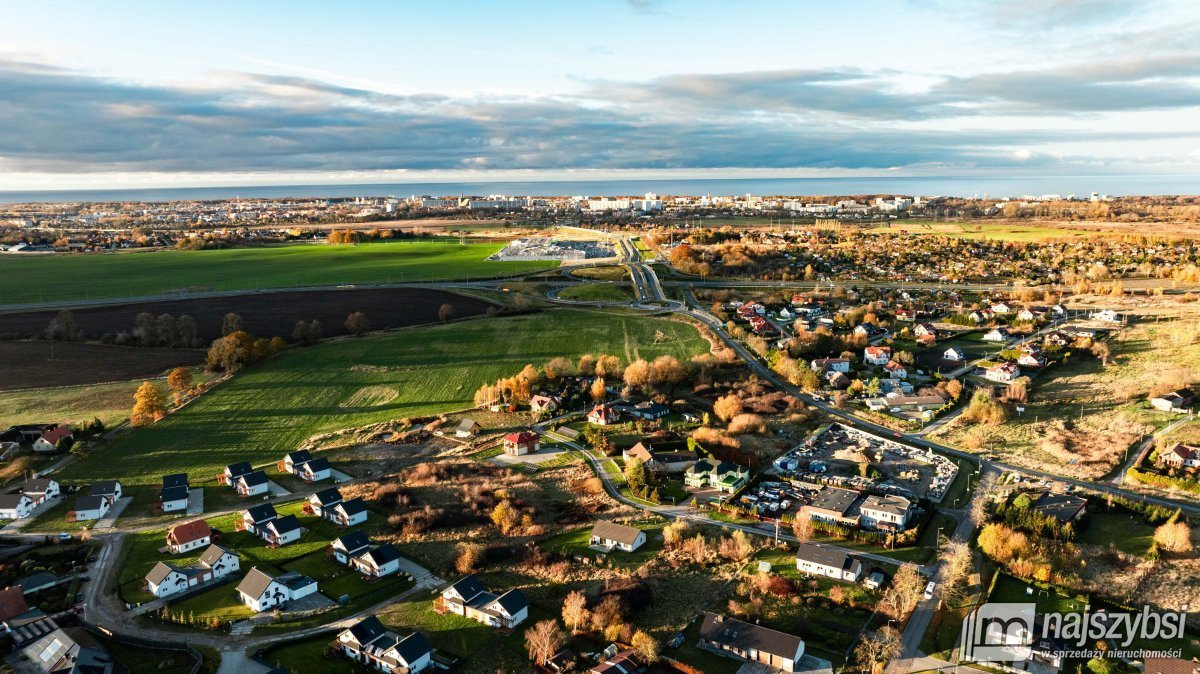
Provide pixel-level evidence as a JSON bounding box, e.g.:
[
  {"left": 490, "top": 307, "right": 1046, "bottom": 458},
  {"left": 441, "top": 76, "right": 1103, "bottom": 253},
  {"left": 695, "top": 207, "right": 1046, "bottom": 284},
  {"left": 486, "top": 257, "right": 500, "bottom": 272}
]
[
  {"left": 794, "top": 542, "right": 863, "bottom": 582},
  {"left": 983, "top": 327, "right": 1012, "bottom": 342},
  {"left": 529, "top": 395, "right": 560, "bottom": 414},
  {"left": 863, "top": 346, "right": 891, "bottom": 366},
  {"left": 31, "top": 426, "right": 72, "bottom": 454},
  {"left": 349, "top": 543, "right": 404, "bottom": 578},
  {"left": 859, "top": 495, "right": 914, "bottom": 531},
  {"left": 327, "top": 498, "right": 370, "bottom": 527},
  {"left": 281, "top": 450, "right": 331, "bottom": 483},
  {"left": 1161, "top": 443, "right": 1200, "bottom": 470},
  {"left": 684, "top": 459, "right": 750, "bottom": 493},
  {"left": 810, "top": 358, "right": 850, "bottom": 373},
  {"left": 331, "top": 531, "right": 373, "bottom": 564},
  {"left": 588, "top": 404, "right": 618, "bottom": 426},
  {"left": 337, "top": 616, "right": 433, "bottom": 674},
  {"left": 89, "top": 480, "right": 122, "bottom": 503},
  {"left": 803, "top": 487, "right": 860, "bottom": 527},
  {"left": 235, "top": 567, "right": 318, "bottom": 612},
  {"left": 308, "top": 487, "right": 344, "bottom": 517},
  {"left": 438, "top": 575, "right": 529, "bottom": 628},
  {"left": 1151, "top": 390, "right": 1195, "bottom": 413},
  {"left": 621, "top": 442, "right": 696, "bottom": 473},
  {"left": 145, "top": 544, "right": 239, "bottom": 598},
  {"left": 20, "top": 478, "right": 59, "bottom": 506},
  {"left": 160, "top": 477, "right": 189, "bottom": 513},
  {"left": 613, "top": 401, "right": 669, "bottom": 420},
  {"left": 698, "top": 612, "right": 806, "bottom": 673},
  {"left": 883, "top": 361, "right": 908, "bottom": 379},
  {"left": 0, "top": 494, "right": 34, "bottom": 520},
  {"left": 223, "top": 462, "right": 253, "bottom": 485},
  {"left": 235, "top": 471, "right": 269, "bottom": 497},
  {"left": 69, "top": 495, "right": 110, "bottom": 522},
  {"left": 943, "top": 347, "right": 965, "bottom": 362},
  {"left": 242, "top": 503, "right": 278, "bottom": 531},
  {"left": 589, "top": 521, "right": 646, "bottom": 552},
  {"left": 985, "top": 362, "right": 1020, "bottom": 383},
  {"left": 259, "top": 515, "right": 302, "bottom": 546},
  {"left": 502, "top": 431, "right": 540, "bottom": 457},
  {"left": 166, "top": 519, "right": 211, "bottom": 554}
]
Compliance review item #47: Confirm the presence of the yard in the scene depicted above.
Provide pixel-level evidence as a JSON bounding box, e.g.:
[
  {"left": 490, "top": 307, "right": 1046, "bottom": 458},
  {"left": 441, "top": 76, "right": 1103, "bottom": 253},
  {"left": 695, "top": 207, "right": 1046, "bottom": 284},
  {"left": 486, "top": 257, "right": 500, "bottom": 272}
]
[
  {"left": 1077, "top": 510, "right": 1156, "bottom": 556},
  {"left": 0, "top": 239, "right": 556, "bottom": 305},
  {"left": 55, "top": 309, "right": 711, "bottom": 485},
  {"left": 541, "top": 519, "right": 667, "bottom": 568}
]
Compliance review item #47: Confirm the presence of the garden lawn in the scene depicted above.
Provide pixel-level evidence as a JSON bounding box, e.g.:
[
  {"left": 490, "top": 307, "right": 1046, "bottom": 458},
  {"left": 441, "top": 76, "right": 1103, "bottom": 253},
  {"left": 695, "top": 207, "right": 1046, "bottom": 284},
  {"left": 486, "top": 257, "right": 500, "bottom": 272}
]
[
  {"left": 57, "top": 310, "right": 710, "bottom": 485},
  {"left": 1078, "top": 510, "right": 1156, "bottom": 555},
  {"left": 541, "top": 520, "right": 666, "bottom": 568},
  {"left": 0, "top": 240, "right": 556, "bottom": 305},
  {"left": 377, "top": 596, "right": 530, "bottom": 671}
]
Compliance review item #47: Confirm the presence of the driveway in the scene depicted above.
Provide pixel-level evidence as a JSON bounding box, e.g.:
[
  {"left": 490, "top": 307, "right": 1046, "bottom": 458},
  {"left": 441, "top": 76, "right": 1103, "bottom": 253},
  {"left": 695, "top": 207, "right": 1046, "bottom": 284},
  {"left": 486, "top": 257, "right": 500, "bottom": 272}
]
[
  {"left": 92, "top": 497, "right": 132, "bottom": 530},
  {"left": 1, "top": 495, "right": 62, "bottom": 533},
  {"left": 186, "top": 488, "right": 205, "bottom": 515}
]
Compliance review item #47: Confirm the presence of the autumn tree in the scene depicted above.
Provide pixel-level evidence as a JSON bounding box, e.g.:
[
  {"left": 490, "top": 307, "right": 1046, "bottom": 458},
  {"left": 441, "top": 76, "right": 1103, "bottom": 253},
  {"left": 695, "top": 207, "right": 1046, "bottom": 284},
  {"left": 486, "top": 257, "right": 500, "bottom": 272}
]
[
  {"left": 878, "top": 563, "right": 925, "bottom": 619},
  {"left": 455, "top": 542, "right": 485, "bottom": 574},
  {"left": 491, "top": 500, "right": 521, "bottom": 534},
  {"left": 1091, "top": 341, "right": 1111, "bottom": 366},
  {"left": 221, "top": 312, "right": 243, "bottom": 336},
  {"left": 631, "top": 630, "right": 660, "bottom": 663},
  {"left": 438, "top": 303, "right": 456, "bottom": 323},
  {"left": 854, "top": 626, "right": 901, "bottom": 674},
  {"left": 623, "top": 359, "right": 651, "bottom": 389},
  {"left": 344, "top": 311, "right": 370, "bottom": 336},
  {"left": 718, "top": 530, "right": 754, "bottom": 562},
  {"left": 625, "top": 458, "right": 647, "bottom": 494},
  {"left": 792, "top": 515, "right": 813, "bottom": 542},
  {"left": 562, "top": 590, "right": 589, "bottom": 634},
  {"left": 590, "top": 376, "right": 607, "bottom": 402},
  {"left": 525, "top": 620, "right": 565, "bottom": 665},
  {"left": 595, "top": 354, "right": 621, "bottom": 379},
  {"left": 1154, "top": 518, "right": 1192, "bottom": 553},
  {"left": 713, "top": 394, "right": 744, "bottom": 422},
  {"left": 166, "top": 367, "right": 193, "bottom": 405},
  {"left": 545, "top": 357, "right": 574, "bottom": 381},
  {"left": 131, "top": 381, "right": 167, "bottom": 427}
]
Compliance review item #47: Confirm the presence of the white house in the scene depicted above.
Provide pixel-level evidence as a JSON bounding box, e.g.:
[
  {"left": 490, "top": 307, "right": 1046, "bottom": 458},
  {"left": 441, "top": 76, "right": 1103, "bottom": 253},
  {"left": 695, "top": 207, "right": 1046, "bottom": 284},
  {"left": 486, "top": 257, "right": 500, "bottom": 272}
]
[
  {"left": 589, "top": 521, "right": 646, "bottom": 552},
  {"left": 235, "top": 471, "right": 269, "bottom": 497},
  {"left": 810, "top": 358, "right": 851, "bottom": 373},
  {"left": 337, "top": 616, "right": 433, "bottom": 673},
  {"left": 236, "top": 568, "right": 318, "bottom": 612},
  {"left": 145, "top": 546, "right": 238, "bottom": 598},
  {"left": 199, "top": 544, "right": 240, "bottom": 579},
  {"left": 439, "top": 575, "right": 529, "bottom": 628},
  {"left": 258, "top": 515, "right": 302, "bottom": 546},
  {"left": 350, "top": 544, "right": 404, "bottom": 578},
  {"left": 160, "top": 485, "right": 189, "bottom": 513},
  {"left": 70, "top": 495, "right": 110, "bottom": 522},
  {"left": 1091, "top": 309, "right": 1121, "bottom": 323},
  {"left": 331, "top": 531, "right": 372, "bottom": 564},
  {"left": 983, "top": 327, "right": 1011, "bottom": 342},
  {"left": 991, "top": 302, "right": 1012, "bottom": 314},
  {"left": 794, "top": 543, "right": 863, "bottom": 582},
  {"left": 308, "top": 487, "right": 343, "bottom": 517},
  {"left": 883, "top": 361, "right": 908, "bottom": 380},
  {"left": 859, "top": 495, "right": 914, "bottom": 531},
  {"left": 0, "top": 494, "right": 35, "bottom": 520},
  {"left": 985, "top": 362, "right": 1021, "bottom": 383},
  {"left": 89, "top": 480, "right": 122, "bottom": 503},
  {"left": 20, "top": 478, "right": 59, "bottom": 506},
  {"left": 327, "top": 498, "right": 369, "bottom": 527},
  {"left": 943, "top": 347, "right": 966, "bottom": 362},
  {"left": 166, "top": 520, "right": 211, "bottom": 554},
  {"left": 698, "top": 613, "right": 806, "bottom": 673},
  {"left": 242, "top": 504, "right": 277, "bottom": 531},
  {"left": 296, "top": 457, "right": 332, "bottom": 482},
  {"left": 863, "top": 346, "right": 891, "bottom": 366}
]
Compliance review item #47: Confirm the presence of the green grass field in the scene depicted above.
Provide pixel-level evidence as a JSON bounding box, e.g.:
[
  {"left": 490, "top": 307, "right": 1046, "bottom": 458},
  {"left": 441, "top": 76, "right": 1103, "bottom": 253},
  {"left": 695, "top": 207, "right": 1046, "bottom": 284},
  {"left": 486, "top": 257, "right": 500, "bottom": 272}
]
[
  {"left": 1078, "top": 510, "right": 1156, "bottom": 555},
  {"left": 864, "top": 221, "right": 1096, "bottom": 241},
  {"left": 0, "top": 240, "right": 556, "bottom": 305},
  {"left": 0, "top": 380, "right": 141, "bottom": 428},
  {"left": 556, "top": 283, "right": 634, "bottom": 302},
  {"left": 58, "top": 310, "right": 709, "bottom": 484}
]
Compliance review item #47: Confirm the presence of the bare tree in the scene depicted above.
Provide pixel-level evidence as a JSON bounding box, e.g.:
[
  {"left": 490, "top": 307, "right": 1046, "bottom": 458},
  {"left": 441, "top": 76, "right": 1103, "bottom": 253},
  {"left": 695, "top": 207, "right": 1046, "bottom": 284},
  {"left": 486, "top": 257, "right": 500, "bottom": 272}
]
[
  {"left": 853, "top": 626, "right": 901, "bottom": 674},
  {"left": 562, "top": 590, "right": 589, "bottom": 634},
  {"left": 524, "top": 619, "right": 565, "bottom": 665}
]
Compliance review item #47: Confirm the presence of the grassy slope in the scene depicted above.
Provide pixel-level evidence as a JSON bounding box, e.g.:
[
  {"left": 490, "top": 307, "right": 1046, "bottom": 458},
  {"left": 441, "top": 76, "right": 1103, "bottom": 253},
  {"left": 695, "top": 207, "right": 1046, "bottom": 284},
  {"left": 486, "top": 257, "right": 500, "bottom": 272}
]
[
  {"left": 0, "top": 380, "right": 141, "bottom": 428},
  {"left": 557, "top": 283, "right": 634, "bottom": 302},
  {"left": 0, "top": 240, "right": 555, "bottom": 305},
  {"left": 58, "top": 310, "right": 709, "bottom": 484}
]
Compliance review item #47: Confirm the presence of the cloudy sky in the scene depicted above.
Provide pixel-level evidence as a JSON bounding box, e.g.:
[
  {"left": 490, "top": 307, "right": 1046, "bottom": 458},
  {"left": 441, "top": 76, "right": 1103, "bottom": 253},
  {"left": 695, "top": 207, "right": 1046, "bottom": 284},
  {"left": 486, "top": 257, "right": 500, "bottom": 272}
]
[{"left": 2, "top": 0, "right": 1199, "bottom": 189}]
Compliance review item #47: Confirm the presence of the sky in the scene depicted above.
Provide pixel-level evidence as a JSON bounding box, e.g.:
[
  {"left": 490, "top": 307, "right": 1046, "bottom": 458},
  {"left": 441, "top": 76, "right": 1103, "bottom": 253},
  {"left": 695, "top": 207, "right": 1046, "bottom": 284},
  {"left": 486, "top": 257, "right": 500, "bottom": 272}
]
[{"left": 1, "top": 0, "right": 1200, "bottom": 189}]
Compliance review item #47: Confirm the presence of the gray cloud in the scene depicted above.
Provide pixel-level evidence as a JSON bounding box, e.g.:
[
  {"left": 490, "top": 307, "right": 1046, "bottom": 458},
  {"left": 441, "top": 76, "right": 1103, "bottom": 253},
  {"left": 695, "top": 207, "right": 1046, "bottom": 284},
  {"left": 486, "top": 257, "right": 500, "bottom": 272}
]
[{"left": 0, "top": 58, "right": 1196, "bottom": 176}]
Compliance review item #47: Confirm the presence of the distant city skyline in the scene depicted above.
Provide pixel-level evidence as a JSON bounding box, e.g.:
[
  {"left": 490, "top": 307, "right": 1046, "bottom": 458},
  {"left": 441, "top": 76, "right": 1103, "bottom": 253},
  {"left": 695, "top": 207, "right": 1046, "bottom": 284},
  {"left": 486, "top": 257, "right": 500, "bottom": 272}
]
[{"left": 2, "top": 0, "right": 1200, "bottom": 189}]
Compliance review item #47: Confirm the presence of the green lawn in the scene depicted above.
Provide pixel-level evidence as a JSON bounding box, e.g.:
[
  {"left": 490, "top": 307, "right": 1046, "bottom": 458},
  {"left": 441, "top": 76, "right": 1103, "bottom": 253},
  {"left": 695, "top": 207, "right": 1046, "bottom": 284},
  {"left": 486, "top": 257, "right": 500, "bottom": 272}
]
[
  {"left": 0, "top": 380, "right": 141, "bottom": 429},
  {"left": 259, "top": 634, "right": 350, "bottom": 674},
  {"left": 557, "top": 283, "right": 634, "bottom": 302},
  {"left": 57, "top": 310, "right": 709, "bottom": 484},
  {"left": 1078, "top": 510, "right": 1156, "bottom": 555},
  {"left": 541, "top": 520, "right": 666, "bottom": 568},
  {"left": 989, "top": 573, "right": 1086, "bottom": 614},
  {"left": 0, "top": 240, "right": 556, "bottom": 305},
  {"left": 571, "top": 266, "right": 629, "bottom": 281}
]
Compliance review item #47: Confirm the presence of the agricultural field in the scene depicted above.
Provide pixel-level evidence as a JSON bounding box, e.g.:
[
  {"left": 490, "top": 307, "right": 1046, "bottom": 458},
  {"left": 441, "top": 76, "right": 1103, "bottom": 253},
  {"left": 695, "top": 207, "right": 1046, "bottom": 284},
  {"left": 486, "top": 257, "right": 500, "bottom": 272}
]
[
  {"left": 556, "top": 283, "right": 634, "bottom": 303},
  {"left": 0, "top": 287, "right": 491, "bottom": 343},
  {"left": 931, "top": 316, "right": 1199, "bottom": 479},
  {"left": 864, "top": 220, "right": 1097, "bottom": 241},
  {"left": 56, "top": 310, "right": 711, "bottom": 484},
  {"left": 0, "top": 240, "right": 556, "bottom": 305},
  {"left": 0, "top": 379, "right": 142, "bottom": 428},
  {"left": 0, "top": 341, "right": 201, "bottom": 389}
]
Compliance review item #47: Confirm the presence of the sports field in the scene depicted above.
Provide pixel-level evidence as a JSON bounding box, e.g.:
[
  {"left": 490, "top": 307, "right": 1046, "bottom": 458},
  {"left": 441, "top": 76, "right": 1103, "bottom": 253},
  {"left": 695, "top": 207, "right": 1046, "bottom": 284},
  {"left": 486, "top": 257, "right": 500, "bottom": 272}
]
[
  {"left": 57, "top": 310, "right": 709, "bottom": 484},
  {"left": 0, "top": 240, "right": 555, "bottom": 305}
]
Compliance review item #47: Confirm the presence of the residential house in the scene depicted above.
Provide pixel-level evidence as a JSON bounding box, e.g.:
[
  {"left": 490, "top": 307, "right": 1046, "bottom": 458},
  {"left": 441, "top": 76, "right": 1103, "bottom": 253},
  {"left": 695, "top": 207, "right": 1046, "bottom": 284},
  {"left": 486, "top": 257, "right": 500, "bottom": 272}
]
[
  {"left": 983, "top": 327, "right": 1012, "bottom": 342},
  {"left": 89, "top": 480, "right": 122, "bottom": 503},
  {"left": 863, "top": 346, "right": 891, "bottom": 366},
  {"left": 1161, "top": 443, "right": 1200, "bottom": 470},
  {"left": 697, "top": 612, "right": 806, "bottom": 673},
  {"left": 162, "top": 473, "right": 188, "bottom": 491},
  {"left": 810, "top": 358, "right": 851, "bottom": 373},
  {"left": 242, "top": 504, "right": 278, "bottom": 531},
  {"left": 985, "top": 362, "right": 1021, "bottom": 383},
  {"left": 1018, "top": 352, "right": 1046, "bottom": 368},
  {"left": 992, "top": 302, "right": 1013, "bottom": 314},
  {"left": 1151, "top": 390, "right": 1195, "bottom": 413},
  {"left": 349, "top": 543, "right": 404, "bottom": 578},
  {"left": 827, "top": 371, "right": 851, "bottom": 389},
  {"left": 336, "top": 616, "right": 433, "bottom": 673},
  {"left": 15, "top": 572, "right": 58, "bottom": 595},
  {"left": 236, "top": 471, "right": 269, "bottom": 497},
  {"left": 614, "top": 401, "right": 669, "bottom": 420},
  {"left": 282, "top": 450, "right": 313, "bottom": 473},
  {"left": 883, "top": 361, "right": 908, "bottom": 379},
  {"left": 258, "top": 515, "right": 302, "bottom": 546},
  {"left": 621, "top": 442, "right": 697, "bottom": 472},
  {"left": 943, "top": 347, "right": 965, "bottom": 362},
  {"left": 455, "top": 419, "right": 479, "bottom": 438},
  {"left": 235, "top": 567, "right": 318, "bottom": 612},
  {"left": 439, "top": 575, "right": 529, "bottom": 628},
  {"left": 502, "top": 431, "right": 540, "bottom": 457},
  {"left": 308, "top": 487, "right": 344, "bottom": 517},
  {"left": 804, "top": 486, "right": 861, "bottom": 527},
  {"left": 197, "top": 544, "right": 240, "bottom": 579},
  {"left": 853, "top": 323, "right": 884, "bottom": 340},
  {"left": 21, "top": 627, "right": 112, "bottom": 674},
  {"left": 590, "top": 648, "right": 641, "bottom": 674},
  {"left": 166, "top": 519, "right": 211, "bottom": 554},
  {"left": 1091, "top": 309, "right": 1121, "bottom": 323},
  {"left": 589, "top": 522, "right": 646, "bottom": 552},
  {"left": 588, "top": 404, "right": 618, "bottom": 426},
  {"left": 331, "top": 531, "right": 373, "bottom": 564},
  {"left": 0, "top": 494, "right": 34, "bottom": 520},
  {"left": 295, "top": 457, "right": 331, "bottom": 482},
  {"left": 327, "top": 498, "right": 370, "bottom": 527},
  {"left": 529, "top": 395, "right": 560, "bottom": 414},
  {"left": 1030, "top": 491, "right": 1087, "bottom": 525},
  {"left": 969, "top": 309, "right": 995, "bottom": 324},
  {"left": 69, "top": 495, "right": 109, "bottom": 522},
  {"left": 1017, "top": 307, "right": 1045, "bottom": 322},
  {"left": 859, "top": 495, "right": 914, "bottom": 531},
  {"left": 145, "top": 561, "right": 206, "bottom": 598},
  {"left": 794, "top": 542, "right": 864, "bottom": 582},
  {"left": 913, "top": 323, "right": 938, "bottom": 341},
  {"left": 20, "top": 479, "right": 59, "bottom": 506},
  {"left": 31, "top": 427, "right": 72, "bottom": 454},
  {"left": 160, "top": 473, "right": 189, "bottom": 511},
  {"left": 223, "top": 462, "right": 253, "bottom": 485},
  {"left": 684, "top": 459, "right": 750, "bottom": 493}
]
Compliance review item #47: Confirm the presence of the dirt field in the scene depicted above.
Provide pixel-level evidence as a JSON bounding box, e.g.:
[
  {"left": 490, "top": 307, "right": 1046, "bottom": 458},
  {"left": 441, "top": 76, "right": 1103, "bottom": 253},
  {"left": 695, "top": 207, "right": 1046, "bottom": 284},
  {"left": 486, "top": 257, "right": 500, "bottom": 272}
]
[
  {"left": 0, "top": 287, "right": 492, "bottom": 342},
  {"left": 0, "top": 341, "right": 201, "bottom": 390}
]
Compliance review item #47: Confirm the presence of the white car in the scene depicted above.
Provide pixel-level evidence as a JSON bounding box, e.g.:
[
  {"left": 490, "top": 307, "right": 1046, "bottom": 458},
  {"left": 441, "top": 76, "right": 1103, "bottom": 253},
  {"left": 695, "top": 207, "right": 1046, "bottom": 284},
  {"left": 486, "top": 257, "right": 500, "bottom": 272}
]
[{"left": 924, "top": 581, "right": 937, "bottom": 600}]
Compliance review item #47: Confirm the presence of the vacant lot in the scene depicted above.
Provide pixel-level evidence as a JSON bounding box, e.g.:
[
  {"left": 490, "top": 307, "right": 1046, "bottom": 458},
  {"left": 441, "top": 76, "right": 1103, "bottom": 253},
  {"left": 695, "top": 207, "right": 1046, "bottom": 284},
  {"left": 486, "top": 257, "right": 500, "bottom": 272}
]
[
  {"left": 0, "top": 240, "right": 555, "bottom": 305},
  {"left": 57, "top": 310, "right": 710, "bottom": 484},
  {"left": 0, "top": 287, "right": 492, "bottom": 343},
  {"left": 0, "top": 341, "right": 201, "bottom": 390},
  {"left": 932, "top": 318, "right": 1198, "bottom": 478},
  {"left": 864, "top": 221, "right": 1096, "bottom": 241}
]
